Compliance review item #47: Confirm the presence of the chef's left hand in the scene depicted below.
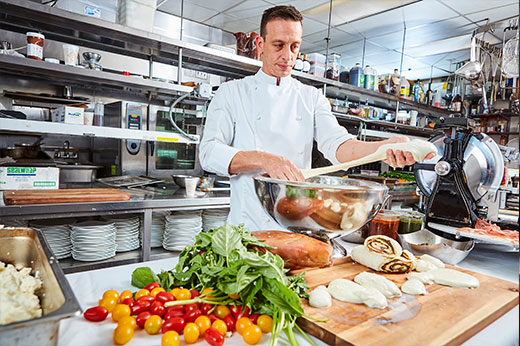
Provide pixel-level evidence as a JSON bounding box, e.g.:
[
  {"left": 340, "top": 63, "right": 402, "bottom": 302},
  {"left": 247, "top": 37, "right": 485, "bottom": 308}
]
[{"left": 383, "top": 136, "right": 435, "bottom": 168}]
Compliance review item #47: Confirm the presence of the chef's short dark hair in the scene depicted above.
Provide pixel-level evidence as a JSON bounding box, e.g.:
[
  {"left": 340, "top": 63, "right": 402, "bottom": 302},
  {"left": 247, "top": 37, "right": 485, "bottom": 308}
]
[{"left": 260, "top": 5, "right": 303, "bottom": 38}]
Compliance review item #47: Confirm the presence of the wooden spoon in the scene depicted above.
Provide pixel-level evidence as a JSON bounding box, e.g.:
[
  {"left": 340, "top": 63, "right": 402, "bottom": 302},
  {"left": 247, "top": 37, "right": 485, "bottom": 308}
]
[{"left": 301, "top": 139, "right": 438, "bottom": 180}]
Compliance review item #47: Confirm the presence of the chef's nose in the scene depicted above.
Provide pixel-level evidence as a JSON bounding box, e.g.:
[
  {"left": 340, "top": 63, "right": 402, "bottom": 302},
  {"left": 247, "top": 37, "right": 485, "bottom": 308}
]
[{"left": 281, "top": 45, "right": 293, "bottom": 62}]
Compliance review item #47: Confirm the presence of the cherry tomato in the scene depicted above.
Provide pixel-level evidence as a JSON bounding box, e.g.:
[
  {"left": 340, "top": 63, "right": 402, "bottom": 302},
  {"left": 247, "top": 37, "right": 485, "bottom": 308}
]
[
  {"left": 84, "top": 306, "right": 108, "bottom": 322},
  {"left": 119, "top": 290, "right": 133, "bottom": 302},
  {"left": 194, "top": 315, "right": 211, "bottom": 335},
  {"left": 150, "top": 301, "right": 165, "bottom": 317},
  {"left": 249, "top": 313, "right": 259, "bottom": 325},
  {"left": 131, "top": 301, "right": 148, "bottom": 315},
  {"left": 113, "top": 324, "right": 134, "bottom": 345},
  {"left": 170, "top": 287, "right": 181, "bottom": 297},
  {"left": 102, "top": 289, "right": 120, "bottom": 301},
  {"left": 98, "top": 297, "right": 117, "bottom": 312},
  {"left": 118, "top": 315, "right": 137, "bottom": 329},
  {"left": 207, "top": 313, "right": 220, "bottom": 324},
  {"left": 121, "top": 297, "right": 134, "bottom": 308},
  {"left": 189, "top": 289, "right": 200, "bottom": 299},
  {"left": 136, "top": 296, "right": 154, "bottom": 310},
  {"left": 236, "top": 317, "right": 252, "bottom": 335},
  {"left": 135, "top": 289, "right": 150, "bottom": 300},
  {"left": 201, "top": 303, "right": 213, "bottom": 315},
  {"left": 184, "top": 309, "right": 202, "bottom": 323},
  {"left": 230, "top": 305, "right": 250, "bottom": 320},
  {"left": 223, "top": 314, "right": 235, "bottom": 332},
  {"left": 211, "top": 319, "right": 227, "bottom": 336},
  {"left": 185, "top": 303, "right": 198, "bottom": 313},
  {"left": 183, "top": 322, "right": 200, "bottom": 344},
  {"left": 156, "top": 291, "right": 175, "bottom": 305},
  {"left": 243, "top": 325, "right": 262, "bottom": 345},
  {"left": 136, "top": 311, "right": 152, "bottom": 329},
  {"left": 228, "top": 293, "right": 240, "bottom": 300},
  {"left": 173, "top": 288, "right": 191, "bottom": 301},
  {"left": 257, "top": 315, "right": 273, "bottom": 333},
  {"left": 150, "top": 287, "right": 166, "bottom": 298},
  {"left": 144, "top": 314, "right": 162, "bottom": 335},
  {"left": 164, "top": 309, "right": 184, "bottom": 320},
  {"left": 144, "top": 282, "right": 161, "bottom": 291},
  {"left": 162, "top": 316, "right": 185, "bottom": 334},
  {"left": 204, "top": 327, "right": 225, "bottom": 346},
  {"left": 112, "top": 304, "right": 131, "bottom": 322},
  {"left": 201, "top": 288, "right": 214, "bottom": 297},
  {"left": 214, "top": 305, "right": 231, "bottom": 319},
  {"left": 161, "top": 331, "right": 180, "bottom": 346}
]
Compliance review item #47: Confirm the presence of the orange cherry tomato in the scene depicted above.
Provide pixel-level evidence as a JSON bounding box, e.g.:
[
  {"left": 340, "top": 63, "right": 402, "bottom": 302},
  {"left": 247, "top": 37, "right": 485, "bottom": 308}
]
[
  {"left": 118, "top": 315, "right": 137, "bottom": 329},
  {"left": 214, "top": 305, "right": 231, "bottom": 319},
  {"left": 150, "top": 287, "right": 166, "bottom": 298},
  {"left": 103, "top": 289, "right": 120, "bottom": 301},
  {"left": 113, "top": 324, "right": 134, "bottom": 345},
  {"left": 195, "top": 315, "right": 212, "bottom": 335},
  {"left": 119, "top": 290, "right": 133, "bottom": 303},
  {"left": 201, "top": 288, "right": 214, "bottom": 298},
  {"left": 144, "top": 315, "right": 163, "bottom": 335},
  {"left": 173, "top": 288, "right": 191, "bottom": 301},
  {"left": 236, "top": 317, "right": 252, "bottom": 335},
  {"left": 211, "top": 319, "right": 227, "bottom": 336},
  {"left": 257, "top": 315, "right": 273, "bottom": 333},
  {"left": 135, "top": 289, "right": 150, "bottom": 300},
  {"left": 228, "top": 293, "right": 240, "bottom": 300},
  {"left": 183, "top": 322, "right": 200, "bottom": 344},
  {"left": 242, "top": 325, "right": 262, "bottom": 345},
  {"left": 98, "top": 297, "right": 117, "bottom": 312},
  {"left": 161, "top": 331, "right": 180, "bottom": 346},
  {"left": 112, "top": 304, "right": 131, "bottom": 322}
]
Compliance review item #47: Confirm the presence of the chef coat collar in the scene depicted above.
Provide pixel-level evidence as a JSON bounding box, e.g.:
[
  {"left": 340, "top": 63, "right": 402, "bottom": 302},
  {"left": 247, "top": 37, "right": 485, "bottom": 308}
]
[{"left": 255, "top": 68, "right": 292, "bottom": 87}]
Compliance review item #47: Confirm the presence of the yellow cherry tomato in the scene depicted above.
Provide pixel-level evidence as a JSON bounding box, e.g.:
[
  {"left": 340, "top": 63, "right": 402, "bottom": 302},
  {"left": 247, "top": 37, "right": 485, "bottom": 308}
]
[
  {"left": 201, "top": 288, "right": 214, "bottom": 298},
  {"left": 242, "top": 325, "right": 262, "bottom": 345},
  {"left": 236, "top": 317, "right": 252, "bottom": 335},
  {"left": 257, "top": 315, "right": 273, "bottom": 333},
  {"left": 195, "top": 315, "right": 211, "bottom": 335},
  {"left": 214, "top": 305, "right": 231, "bottom": 319},
  {"left": 103, "top": 289, "right": 120, "bottom": 301},
  {"left": 113, "top": 324, "right": 134, "bottom": 345},
  {"left": 170, "top": 287, "right": 181, "bottom": 297},
  {"left": 173, "top": 288, "right": 191, "bottom": 301},
  {"left": 150, "top": 287, "right": 166, "bottom": 298},
  {"left": 183, "top": 322, "right": 200, "bottom": 344},
  {"left": 112, "top": 304, "right": 131, "bottom": 322},
  {"left": 228, "top": 293, "right": 240, "bottom": 300},
  {"left": 211, "top": 319, "right": 227, "bottom": 336},
  {"left": 98, "top": 297, "right": 117, "bottom": 312},
  {"left": 118, "top": 316, "right": 137, "bottom": 329},
  {"left": 119, "top": 290, "right": 133, "bottom": 302},
  {"left": 161, "top": 331, "right": 180, "bottom": 346},
  {"left": 144, "top": 315, "right": 163, "bottom": 335},
  {"left": 135, "top": 288, "right": 150, "bottom": 300}
]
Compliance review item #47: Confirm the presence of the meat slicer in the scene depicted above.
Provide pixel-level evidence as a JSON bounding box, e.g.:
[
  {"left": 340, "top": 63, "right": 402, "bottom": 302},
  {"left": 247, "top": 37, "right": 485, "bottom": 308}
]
[{"left": 414, "top": 116, "right": 504, "bottom": 235}]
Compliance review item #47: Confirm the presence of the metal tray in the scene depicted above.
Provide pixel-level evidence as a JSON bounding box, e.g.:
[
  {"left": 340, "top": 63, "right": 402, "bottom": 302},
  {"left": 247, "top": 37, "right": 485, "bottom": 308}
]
[{"left": 0, "top": 227, "right": 81, "bottom": 346}]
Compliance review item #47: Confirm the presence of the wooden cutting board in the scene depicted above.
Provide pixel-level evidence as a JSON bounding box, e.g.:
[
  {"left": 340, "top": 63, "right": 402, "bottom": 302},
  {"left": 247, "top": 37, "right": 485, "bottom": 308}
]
[
  {"left": 294, "top": 257, "right": 519, "bottom": 346},
  {"left": 3, "top": 188, "right": 131, "bottom": 205}
]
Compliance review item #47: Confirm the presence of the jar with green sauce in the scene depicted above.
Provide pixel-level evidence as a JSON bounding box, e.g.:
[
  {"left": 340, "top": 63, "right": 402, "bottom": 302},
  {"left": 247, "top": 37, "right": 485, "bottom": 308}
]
[{"left": 398, "top": 211, "right": 424, "bottom": 234}]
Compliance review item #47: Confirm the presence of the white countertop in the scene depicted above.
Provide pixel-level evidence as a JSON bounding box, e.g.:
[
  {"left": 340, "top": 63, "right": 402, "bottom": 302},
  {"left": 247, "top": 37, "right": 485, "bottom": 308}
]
[{"left": 58, "top": 242, "right": 519, "bottom": 346}]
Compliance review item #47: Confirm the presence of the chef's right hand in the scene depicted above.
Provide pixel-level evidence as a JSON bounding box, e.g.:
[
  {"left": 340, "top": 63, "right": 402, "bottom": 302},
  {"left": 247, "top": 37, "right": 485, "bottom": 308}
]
[{"left": 261, "top": 152, "right": 305, "bottom": 182}]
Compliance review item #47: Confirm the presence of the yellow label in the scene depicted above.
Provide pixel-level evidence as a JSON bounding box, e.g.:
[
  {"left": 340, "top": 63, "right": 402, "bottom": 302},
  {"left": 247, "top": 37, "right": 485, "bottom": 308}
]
[
  {"left": 157, "top": 137, "right": 179, "bottom": 142},
  {"left": 442, "top": 81, "right": 448, "bottom": 90}
]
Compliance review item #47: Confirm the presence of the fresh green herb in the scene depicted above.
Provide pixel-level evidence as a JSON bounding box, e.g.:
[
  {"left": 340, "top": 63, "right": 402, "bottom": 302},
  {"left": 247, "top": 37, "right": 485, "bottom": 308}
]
[
  {"left": 379, "top": 171, "right": 416, "bottom": 182},
  {"left": 286, "top": 186, "right": 317, "bottom": 199},
  {"left": 131, "top": 267, "right": 159, "bottom": 289}
]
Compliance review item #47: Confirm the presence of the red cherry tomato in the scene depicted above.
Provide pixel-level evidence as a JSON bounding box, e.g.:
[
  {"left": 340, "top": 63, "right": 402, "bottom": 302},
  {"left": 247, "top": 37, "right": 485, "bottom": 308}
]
[
  {"left": 164, "top": 309, "right": 184, "bottom": 321},
  {"left": 249, "top": 313, "right": 259, "bottom": 325},
  {"left": 122, "top": 297, "right": 134, "bottom": 308},
  {"left": 131, "top": 301, "right": 148, "bottom": 315},
  {"left": 185, "top": 303, "right": 198, "bottom": 313},
  {"left": 208, "top": 313, "right": 220, "bottom": 324},
  {"left": 84, "top": 306, "right": 109, "bottom": 322},
  {"left": 136, "top": 296, "right": 154, "bottom": 310},
  {"left": 230, "top": 305, "right": 250, "bottom": 320},
  {"left": 223, "top": 314, "right": 235, "bottom": 332},
  {"left": 144, "top": 282, "right": 161, "bottom": 291},
  {"left": 166, "top": 305, "right": 185, "bottom": 314},
  {"left": 201, "top": 303, "right": 213, "bottom": 315},
  {"left": 190, "top": 289, "right": 200, "bottom": 299},
  {"left": 136, "top": 311, "right": 152, "bottom": 329},
  {"left": 184, "top": 309, "right": 202, "bottom": 323},
  {"left": 150, "top": 301, "right": 165, "bottom": 317},
  {"left": 204, "top": 328, "right": 225, "bottom": 346},
  {"left": 162, "top": 317, "right": 186, "bottom": 334},
  {"left": 156, "top": 291, "right": 175, "bottom": 305}
]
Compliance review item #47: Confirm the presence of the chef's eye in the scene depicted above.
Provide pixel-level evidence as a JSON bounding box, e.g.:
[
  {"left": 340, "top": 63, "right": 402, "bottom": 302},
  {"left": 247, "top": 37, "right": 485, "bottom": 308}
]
[{"left": 291, "top": 44, "right": 300, "bottom": 51}]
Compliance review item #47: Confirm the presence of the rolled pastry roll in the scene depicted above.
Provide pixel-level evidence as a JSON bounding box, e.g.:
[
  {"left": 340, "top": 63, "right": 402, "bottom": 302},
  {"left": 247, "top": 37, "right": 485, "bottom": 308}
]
[
  {"left": 364, "top": 235, "right": 402, "bottom": 257},
  {"left": 401, "top": 249, "right": 417, "bottom": 270},
  {"left": 352, "top": 245, "right": 413, "bottom": 274},
  {"left": 379, "top": 256, "right": 414, "bottom": 273}
]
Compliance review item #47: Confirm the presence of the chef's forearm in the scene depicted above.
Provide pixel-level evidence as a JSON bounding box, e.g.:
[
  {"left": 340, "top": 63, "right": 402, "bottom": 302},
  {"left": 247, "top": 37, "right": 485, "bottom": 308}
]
[
  {"left": 336, "top": 139, "right": 385, "bottom": 163},
  {"left": 228, "top": 151, "right": 266, "bottom": 174}
]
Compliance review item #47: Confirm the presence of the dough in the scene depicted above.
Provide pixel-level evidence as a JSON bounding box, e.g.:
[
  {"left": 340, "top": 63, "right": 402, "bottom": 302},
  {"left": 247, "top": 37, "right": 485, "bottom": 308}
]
[
  {"left": 407, "top": 271, "right": 435, "bottom": 284},
  {"left": 327, "top": 278, "right": 365, "bottom": 303},
  {"left": 430, "top": 268, "right": 480, "bottom": 288},
  {"left": 354, "top": 272, "right": 402, "bottom": 298},
  {"left": 401, "top": 250, "right": 417, "bottom": 270},
  {"left": 351, "top": 245, "right": 413, "bottom": 273},
  {"left": 309, "top": 287, "right": 332, "bottom": 308},
  {"left": 364, "top": 235, "right": 402, "bottom": 257},
  {"left": 358, "top": 287, "right": 388, "bottom": 309},
  {"left": 340, "top": 202, "right": 368, "bottom": 230},
  {"left": 416, "top": 259, "right": 438, "bottom": 272},
  {"left": 402, "top": 279, "right": 428, "bottom": 295},
  {"left": 419, "top": 254, "right": 445, "bottom": 268}
]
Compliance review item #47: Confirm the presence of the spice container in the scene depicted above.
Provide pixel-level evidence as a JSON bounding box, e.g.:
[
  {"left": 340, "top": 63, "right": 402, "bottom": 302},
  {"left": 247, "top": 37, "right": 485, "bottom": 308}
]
[
  {"left": 369, "top": 210, "right": 400, "bottom": 239},
  {"left": 26, "top": 32, "right": 45, "bottom": 60},
  {"left": 397, "top": 211, "right": 424, "bottom": 234}
]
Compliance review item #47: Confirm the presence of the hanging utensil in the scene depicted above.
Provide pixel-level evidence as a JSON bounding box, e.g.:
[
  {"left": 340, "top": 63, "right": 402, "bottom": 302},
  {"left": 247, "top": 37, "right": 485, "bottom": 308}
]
[{"left": 455, "top": 36, "right": 482, "bottom": 81}]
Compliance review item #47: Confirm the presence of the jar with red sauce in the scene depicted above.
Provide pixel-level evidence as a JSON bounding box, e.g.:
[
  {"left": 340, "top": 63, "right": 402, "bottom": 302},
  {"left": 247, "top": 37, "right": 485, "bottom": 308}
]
[
  {"left": 369, "top": 210, "right": 400, "bottom": 240},
  {"left": 26, "top": 32, "right": 45, "bottom": 60}
]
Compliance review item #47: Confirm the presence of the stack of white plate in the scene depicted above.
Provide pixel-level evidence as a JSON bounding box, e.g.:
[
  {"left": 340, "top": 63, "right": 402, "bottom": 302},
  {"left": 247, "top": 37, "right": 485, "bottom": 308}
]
[
  {"left": 103, "top": 215, "right": 140, "bottom": 252},
  {"left": 163, "top": 210, "right": 202, "bottom": 251},
  {"left": 151, "top": 211, "right": 168, "bottom": 248},
  {"left": 70, "top": 221, "right": 116, "bottom": 261},
  {"left": 202, "top": 208, "right": 229, "bottom": 232},
  {"left": 31, "top": 219, "right": 74, "bottom": 259}
]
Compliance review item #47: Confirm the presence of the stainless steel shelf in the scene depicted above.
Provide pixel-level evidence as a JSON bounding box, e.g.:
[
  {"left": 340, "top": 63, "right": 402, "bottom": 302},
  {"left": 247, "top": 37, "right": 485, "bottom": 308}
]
[{"left": 60, "top": 250, "right": 141, "bottom": 274}]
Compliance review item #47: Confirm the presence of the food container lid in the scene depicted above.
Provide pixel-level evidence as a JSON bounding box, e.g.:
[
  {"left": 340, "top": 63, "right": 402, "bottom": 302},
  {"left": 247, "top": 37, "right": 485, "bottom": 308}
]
[
  {"left": 44, "top": 58, "right": 60, "bottom": 64},
  {"left": 26, "top": 32, "right": 45, "bottom": 39},
  {"left": 372, "top": 209, "right": 400, "bottom": 221},
  {"left": 398, "top": 210, "right": 424, "bottom": 222}
]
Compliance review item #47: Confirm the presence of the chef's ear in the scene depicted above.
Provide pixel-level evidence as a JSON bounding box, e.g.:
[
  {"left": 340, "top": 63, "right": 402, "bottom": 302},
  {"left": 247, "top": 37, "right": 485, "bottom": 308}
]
[{"left": 256, "top": 35, "right": 264, "bottom": 58}]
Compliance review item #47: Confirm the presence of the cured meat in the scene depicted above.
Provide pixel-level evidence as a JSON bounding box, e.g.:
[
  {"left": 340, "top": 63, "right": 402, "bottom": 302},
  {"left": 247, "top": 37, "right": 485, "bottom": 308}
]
[
  {"left": 456, "top": 218, "right": 519, "bottom": 245},
  {"left": 251, "top": 231, "right": 333, "bottom": 270}
]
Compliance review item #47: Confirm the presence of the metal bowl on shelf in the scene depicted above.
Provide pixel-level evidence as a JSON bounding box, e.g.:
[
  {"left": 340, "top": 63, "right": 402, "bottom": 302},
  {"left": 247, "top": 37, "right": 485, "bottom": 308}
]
[
  {"left": 82, "top": 52, "right": 102, "bottom": 63},
  {"left": 254, "top": 175, "right": 389, "bottom": 240},
  {"left": 398, "top": 228, "right": 474, "bottom": 265},
  {"left": 172, "top": 174, "right": 200, "bottom": 188}
]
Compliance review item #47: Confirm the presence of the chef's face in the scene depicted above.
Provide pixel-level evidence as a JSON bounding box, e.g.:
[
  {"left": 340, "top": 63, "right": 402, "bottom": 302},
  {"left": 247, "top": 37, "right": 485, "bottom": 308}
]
[{"left": 257, "top": 19, "right": 302, "bottom": 78}]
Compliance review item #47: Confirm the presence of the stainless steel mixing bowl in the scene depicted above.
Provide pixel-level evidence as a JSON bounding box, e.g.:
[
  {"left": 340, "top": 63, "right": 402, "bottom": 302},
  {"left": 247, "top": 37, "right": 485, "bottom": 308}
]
[{"left": 254, "top": 175, "right": 389, "bottom": 239}]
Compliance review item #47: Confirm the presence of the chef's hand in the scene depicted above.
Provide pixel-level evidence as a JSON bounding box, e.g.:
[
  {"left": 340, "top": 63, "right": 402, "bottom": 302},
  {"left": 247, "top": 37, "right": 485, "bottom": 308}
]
[
  {"left": 382, "top": 136, "right": 435, "bottom": 168},
  {"left": 347, "top": 108, "right": 364, "bottom": 117},
  {"left": 261, "top": 152, "right": 305, "bottom": 182}
]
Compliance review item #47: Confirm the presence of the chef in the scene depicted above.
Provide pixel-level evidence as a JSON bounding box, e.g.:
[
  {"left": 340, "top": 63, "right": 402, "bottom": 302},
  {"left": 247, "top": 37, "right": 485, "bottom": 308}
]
[{"left": 200, "top": 5, "right": 433, "bottom": 230}]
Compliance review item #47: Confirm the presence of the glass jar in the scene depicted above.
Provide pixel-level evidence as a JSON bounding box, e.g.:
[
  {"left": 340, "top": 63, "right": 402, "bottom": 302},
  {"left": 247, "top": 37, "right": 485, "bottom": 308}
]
[
  {"left": 397, "top": 211, "right": 424, "bottom": 234},
  {"left": 369, "top": 210, "right": 400, "bottom": 239}
]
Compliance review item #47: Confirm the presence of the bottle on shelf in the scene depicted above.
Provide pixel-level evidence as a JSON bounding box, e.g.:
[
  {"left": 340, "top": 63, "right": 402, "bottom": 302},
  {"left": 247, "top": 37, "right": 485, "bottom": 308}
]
[
  {"left": 363, "top": 65, "right": 375, "bottom": 91},
  {"left": 302, "top": 54, "right": 310, "bottom": 73},
  {"left": 419, "top": 82, "right": 425, "bottom": 103},
  {"left": 294, "top": 53, "right": 303, "bottom": 71},
  {"left": 451, "top": 94, "right": 462, "bottom": 112},
  {"left": 339, "top": 66, "right": 349, "bottom": 83},
  {"left": 425, "top": 82, "right": 433, "bottom": 106},
  {"left": 433, "top": 90, "right": 442, "bottom": 108},
  {"left": 400, "top": 76, "right": 410, "bottom": 99},
  {"left": 390, "top": 69, "right": 400, "bottom": 96},
  {"left": 412, "top": 79, "right": 423, "bottom": 102},
  {"left": 349, "top": 63, "right": 364, "bottom": 88}
]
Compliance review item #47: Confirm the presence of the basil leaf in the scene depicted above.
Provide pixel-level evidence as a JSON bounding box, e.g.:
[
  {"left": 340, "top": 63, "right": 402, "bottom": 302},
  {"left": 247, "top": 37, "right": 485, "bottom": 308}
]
[
  {"left": 211, "top": 223, "right": 244, "bottom": 259},
  {"left": 131, "top": 267, "right": 159, "bottom": 289}
]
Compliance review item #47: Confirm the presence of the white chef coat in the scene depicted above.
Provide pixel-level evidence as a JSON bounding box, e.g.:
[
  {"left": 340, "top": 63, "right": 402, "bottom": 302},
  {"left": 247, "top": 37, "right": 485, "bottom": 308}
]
[{"left": 199, "top": 69, "right": 355, "bottom": 230}]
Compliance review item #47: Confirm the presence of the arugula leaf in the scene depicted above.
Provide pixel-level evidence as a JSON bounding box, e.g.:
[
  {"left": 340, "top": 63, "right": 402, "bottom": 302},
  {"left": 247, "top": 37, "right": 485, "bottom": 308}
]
[
  {"left": 131, "top": 267, "right": 159, "bottom": 289},
  {"left": 239, "top": 249, "right": 288, "bottom": 284},
  {"left": 263, "top": 278, "right": 304, "bottom": 316},
  {"left": 211, "top": 223, "right": 244, "bottom": 260}
]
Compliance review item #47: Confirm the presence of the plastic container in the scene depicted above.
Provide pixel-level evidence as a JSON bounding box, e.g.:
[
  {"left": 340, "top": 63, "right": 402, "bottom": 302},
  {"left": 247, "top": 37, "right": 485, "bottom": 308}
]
[
  {"left": 349, "top": 63, "right": 364, "bottom": 87},
  {"left": 185, "top": 177, "right": 200, "bottom": 197},
  {"left": 118, "top": 0, "right": 156, "bottom": 32},
  {"left": 307, "top": 53, "right": 326, "bottom": 77},
  {"left": 399, "top": 76, "right": 410, "bottom": 99},
  {"left": 363, "top": 65, "right": 375, "bottom": 91},
  {"left": 26, "top": 32, "right": 44, "bottom": 60},
  {"left": 62, "top": 44, "right": 79, "bottom": 66},
  {"left": 397, "top": 211, "right": 424, "bottom": 234},
  {"left": 369, "top": 210, "right": 400, "bottom": 239}
]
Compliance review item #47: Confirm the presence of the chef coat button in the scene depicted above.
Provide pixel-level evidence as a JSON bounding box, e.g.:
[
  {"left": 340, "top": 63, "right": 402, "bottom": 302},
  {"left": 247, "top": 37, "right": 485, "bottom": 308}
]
[{"left": 257, "top": 115, "right": 261, "bottom": 120}]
